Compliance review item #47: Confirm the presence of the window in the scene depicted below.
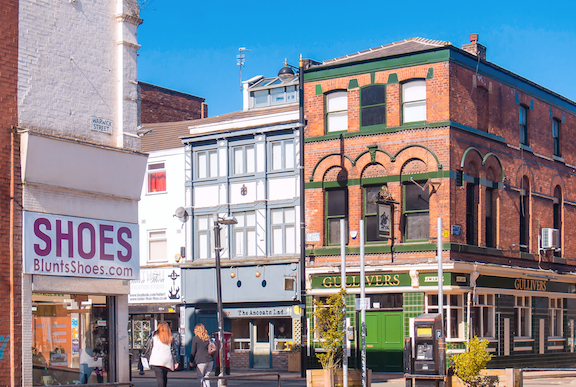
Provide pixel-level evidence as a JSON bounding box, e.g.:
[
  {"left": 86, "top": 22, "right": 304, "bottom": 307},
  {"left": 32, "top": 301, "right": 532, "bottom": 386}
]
[
  {"left": 326, "top": 189, "right": 348, "bottom": 245},
  {"left": 33, "top": 293, "right": 110, "bottom": 385},
  {"left": 364, "top": 186, "right": 383, "bottom": 242},
  {"left": 514, "top": 295, "right": 531, "bottom": 338},
  {"left": 485, "top": 188, "right": 495, "bottom": 248},
  {"left": 403, "top": 182, "right": 429, "bottom": 241},
  {"left": 270, "top": 140, "right": 295, "bottom": 171},
  {"left": 232, "top": 145, "right": 255, "bottom": 175},
  {"left": 197, "top": 215, "right": 213, "bottom": 259},
  {"left": 197, "top": 149, "right": 218, "bottom": 179},
  {"left": 473, "top": 294, "right": 495, "bottom": 338},
  {"left": 553, "top": 186, "right": 562, "bottom": 257},
  {"left": 553, "top": 118, "right": 561, "bottom": 157},
  {"left": 129, "top": 317, "right": 152, "bottom": 349},
  {"left": 519, "top": 177, "right": 529, "bottom": 252},
  {"left": 231, "top": 319, "right": 250, "bottom": 350},
  {"left": 519, "top": 105, "right": 528, "bottom": 146},
  {"left": 148, "top": 230, "right": 167, "bottom": 262},
  {"left": 273, "top": 319, "right": 293, "bottom": 350},
  {"left": 326, "top": 91, "right": 348, "bottom": 133},
  {"left": 549, "top": 298, "right": 563, "bottom": 337},
  {"left": 361, "top": 85, "right": 386, "bottom": 128},
  {"left": 402, "top": 80, "right": 426, "bottom": 123},
  {"left": 147, "top": 163, "right": 166, "bottom": 193},
  {"left": 466, "top": 182, "right": 477, "bottom": 245},
  {"left": 427, "top": 294, "right": 465, "bottom": 339},
  {"left": 271, "top": 208, "right": 296, "bottom": 255},
  {"left": 233, "top": 211, "right": 257, "bottom": 258},
  {"left": 251, "top": 85, "right": 298, "bottom": 108}
]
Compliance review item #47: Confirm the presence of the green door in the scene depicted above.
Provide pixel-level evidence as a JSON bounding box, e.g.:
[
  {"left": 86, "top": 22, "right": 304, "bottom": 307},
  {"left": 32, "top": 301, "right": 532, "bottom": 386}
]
[{"left": 364, "top": 311, "right": 404, "bottom": 372}]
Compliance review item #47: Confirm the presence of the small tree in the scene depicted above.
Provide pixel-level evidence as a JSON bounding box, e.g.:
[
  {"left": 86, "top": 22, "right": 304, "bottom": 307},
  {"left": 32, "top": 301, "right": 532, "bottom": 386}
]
[
  {"left": 450, "top": 336, "right": 496, "bottom": 387},
  {"left": 313, "top": 289, "right": 346, "bottom": 369}
]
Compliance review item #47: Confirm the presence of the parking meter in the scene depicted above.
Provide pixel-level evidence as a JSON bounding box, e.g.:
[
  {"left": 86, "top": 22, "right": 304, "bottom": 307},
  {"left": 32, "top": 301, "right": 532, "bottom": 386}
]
[{"left": 413, "top": 313, "right": 442, "bottom": 375}]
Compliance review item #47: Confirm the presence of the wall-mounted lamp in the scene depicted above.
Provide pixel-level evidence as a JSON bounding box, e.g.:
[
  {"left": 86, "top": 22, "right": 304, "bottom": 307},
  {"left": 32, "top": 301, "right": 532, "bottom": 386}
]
[
  {"left": 255, "top": 265, "right": 262, "bottom": 278},
  {"left": 230, "top": 267, "right": 237, "bottom": 278}
]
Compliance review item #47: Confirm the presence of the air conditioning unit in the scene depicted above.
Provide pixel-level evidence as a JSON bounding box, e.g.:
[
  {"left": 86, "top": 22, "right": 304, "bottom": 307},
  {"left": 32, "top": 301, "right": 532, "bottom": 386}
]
[{"left": 541, "top": 228, "right": 559, "bottom": 249}]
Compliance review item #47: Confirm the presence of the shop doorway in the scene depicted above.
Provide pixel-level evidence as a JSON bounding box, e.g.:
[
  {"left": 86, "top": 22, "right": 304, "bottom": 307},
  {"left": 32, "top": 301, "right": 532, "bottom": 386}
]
[
  {"left": 251, "top": 319, "right": 270, "bottom": 368},
  {"left": 364, "top": 311, "right": 404, "bottom": 372}
]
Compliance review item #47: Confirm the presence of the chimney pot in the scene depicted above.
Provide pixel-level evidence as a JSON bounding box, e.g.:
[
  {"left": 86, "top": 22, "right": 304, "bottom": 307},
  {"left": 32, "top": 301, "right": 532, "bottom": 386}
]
[{"left": 470, "top": 33, "right": 479, "bottom": 43}]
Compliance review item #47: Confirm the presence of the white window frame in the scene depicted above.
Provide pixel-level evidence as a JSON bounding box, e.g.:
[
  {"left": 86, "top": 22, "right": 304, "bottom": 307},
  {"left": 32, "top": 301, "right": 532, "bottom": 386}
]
[
  {"left": 197, "top": 215, "right": 213, "bottom": 260},
  {"left": 514, "top": 295, "right": 532, "bottom": 338},
  {"left": 148, "top": 229, "right": 167, "bottom": 262},
  {"left": 270, "top": 139, "right": 295, "bottom": 171},
  {"left": 473, "top": 294, "right": 496, "bottom": 338},
  {"left": 233, "top": 211, "right": 257, "bottom": 258},
  {"left": 196, "top": 149, "right": 218, "bottom": 180},
  {"left": 232, "top": 145, "right": 255, "bottom": 176},
  {"left": 426, "top": 293, "right": 465, "bottom": 340},
  {"left": 326, "top": 91, "right": 348, "bottom": 133},
  {"left": 271, "top": 207, "right": 296, "bottom": 255},
  {"left": 402, "top": 80, "right": 426, "bottom": 123},
  {"left": 549, "top": 297, "right": 563, "bottom": 338},
  {"left": 147, "top": 162, "right": 167, "bottom": 193}
]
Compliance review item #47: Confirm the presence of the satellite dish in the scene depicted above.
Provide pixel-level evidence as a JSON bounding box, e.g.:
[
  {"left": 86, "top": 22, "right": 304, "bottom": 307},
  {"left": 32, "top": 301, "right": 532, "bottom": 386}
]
[{"left": 174, "top": 207, "right": 189, "bottom": 223}]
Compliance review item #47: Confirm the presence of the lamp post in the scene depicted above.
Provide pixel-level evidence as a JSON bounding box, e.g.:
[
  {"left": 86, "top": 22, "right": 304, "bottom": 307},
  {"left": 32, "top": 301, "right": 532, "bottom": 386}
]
[{"left": 214, "top": 215, "right": 237, "bottom": 387}]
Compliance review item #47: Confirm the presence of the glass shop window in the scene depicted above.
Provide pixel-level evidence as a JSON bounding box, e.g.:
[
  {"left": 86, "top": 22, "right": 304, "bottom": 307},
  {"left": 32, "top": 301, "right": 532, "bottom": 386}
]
[
  {"left": 272, "top": 319, "right": 293, "bottom": 350},
  {"left": 32, "top": 293, "right": 110, "bottom": 385}
]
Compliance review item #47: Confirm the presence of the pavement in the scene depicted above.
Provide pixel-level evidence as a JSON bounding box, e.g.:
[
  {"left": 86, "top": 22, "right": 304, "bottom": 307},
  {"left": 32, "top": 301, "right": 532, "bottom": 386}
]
[{"left": 129, "top": 367, "right": 576, "bottom": 387}]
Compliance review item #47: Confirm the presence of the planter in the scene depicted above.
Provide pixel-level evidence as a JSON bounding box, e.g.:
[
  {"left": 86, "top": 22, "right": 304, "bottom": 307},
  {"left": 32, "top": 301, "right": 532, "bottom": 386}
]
[
  {"left": 447, "top": 369, "right": 519, "bottom": 387},
  {"left": 287, "top": 352, "right": 301, "bottom": 373},
  {"left": 306, "top": 368, "right": 371, "bottom": 387}
]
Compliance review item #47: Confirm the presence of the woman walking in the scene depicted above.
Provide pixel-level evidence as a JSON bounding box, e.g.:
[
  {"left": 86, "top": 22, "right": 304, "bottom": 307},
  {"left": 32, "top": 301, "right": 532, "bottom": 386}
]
[
  {"left": 143, "top": 322, "right": 179, "bottom": 387},
  {"left": 190, "top": 323, "right": 214, "bottom": 387}
]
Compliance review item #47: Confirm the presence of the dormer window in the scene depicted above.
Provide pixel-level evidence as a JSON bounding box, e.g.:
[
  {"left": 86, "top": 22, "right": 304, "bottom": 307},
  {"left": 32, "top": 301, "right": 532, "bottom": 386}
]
[{"left": 250, "top": 85, "right": 298, "bottom": 108}]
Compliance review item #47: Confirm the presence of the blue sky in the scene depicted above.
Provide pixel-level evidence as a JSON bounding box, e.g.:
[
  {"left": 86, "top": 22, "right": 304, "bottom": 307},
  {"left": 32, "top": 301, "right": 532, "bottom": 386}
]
[{"left": 138, "top": 0, "right": 576, "bottom": 118}]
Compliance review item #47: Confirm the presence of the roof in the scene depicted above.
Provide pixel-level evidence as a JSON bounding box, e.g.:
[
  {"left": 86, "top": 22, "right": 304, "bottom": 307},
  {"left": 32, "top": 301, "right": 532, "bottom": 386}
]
[
  {"left": 316, "top": 37, "right": 451, "bottom": 68},
  {"left": 139, "top": 104, "right": 298, "bottom": 152}
]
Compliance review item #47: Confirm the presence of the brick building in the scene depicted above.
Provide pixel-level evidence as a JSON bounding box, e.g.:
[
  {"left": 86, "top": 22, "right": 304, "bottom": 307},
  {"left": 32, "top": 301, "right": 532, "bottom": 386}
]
[
  {"left": 139, "top": 82, "right": 207, "bottom": 124},
  {"left": 6, "top": 1, "right": 148, "bottom": 385},
  {"left": 302, "top": 36, "right": 576, "bottom": 370}
]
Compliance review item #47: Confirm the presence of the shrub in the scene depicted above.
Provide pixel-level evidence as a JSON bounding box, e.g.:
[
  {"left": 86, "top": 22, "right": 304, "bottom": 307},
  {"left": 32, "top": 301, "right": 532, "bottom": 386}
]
[
  {"left": 450, "top": 336, "right": 496, "bottom": 387},
  {"left": 313, "top": 289, "right": 346, "bottom": 369}
]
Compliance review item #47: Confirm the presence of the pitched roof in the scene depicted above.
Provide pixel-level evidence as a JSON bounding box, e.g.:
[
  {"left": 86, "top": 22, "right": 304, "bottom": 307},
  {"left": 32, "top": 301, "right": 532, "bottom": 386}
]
[
  {"left": 139, "top": 104, "right": 298, "bottom": 152},
  {"left": 316, "top": 37, "right": 452, "bottom": 68}
]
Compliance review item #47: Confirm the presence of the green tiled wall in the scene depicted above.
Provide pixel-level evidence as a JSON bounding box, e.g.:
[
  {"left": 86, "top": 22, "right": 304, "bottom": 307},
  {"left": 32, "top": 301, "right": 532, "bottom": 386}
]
[{"left": 403, "top": 292, "right": 425, "bottom": 337}]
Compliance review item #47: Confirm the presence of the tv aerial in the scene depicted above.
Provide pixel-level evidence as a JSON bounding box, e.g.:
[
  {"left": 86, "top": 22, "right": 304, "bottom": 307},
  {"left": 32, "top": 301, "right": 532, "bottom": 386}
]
[{"left": 237, "top": 47, "right": 250, "bottom": 91}]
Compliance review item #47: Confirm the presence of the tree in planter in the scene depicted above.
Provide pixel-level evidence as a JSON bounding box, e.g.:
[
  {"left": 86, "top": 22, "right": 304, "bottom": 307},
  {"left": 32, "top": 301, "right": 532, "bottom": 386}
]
[
  {"left": 450, "top": 336, "right": 496, "bottom": 387},
  {"left": 313, "top": 289, "right": 346, "bottom": 369}
]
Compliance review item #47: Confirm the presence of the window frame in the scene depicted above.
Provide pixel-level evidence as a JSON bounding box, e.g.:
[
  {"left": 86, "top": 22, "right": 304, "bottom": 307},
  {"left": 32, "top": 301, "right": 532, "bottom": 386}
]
[
  {"left": 231, "top": 144, "right": 255, "bottom": 176},
  {"left": 426, "top": 293, "right": 466, "bottom": 340},
  {"left": 552, "top": 118, "right": 561, "bottom": 157},
  {"left": 147, "top": 162, "right": 167, "bottom": 193},
  {"left": 197, "top": 215, "right": 214, "bottom": 260},
  {"left": 549, "top": 297, "right": 563, "bottom": 338},
  {"left": 519, "top": 177, "right": 530, "bottom": 252},
  {"left": 514, "top": 295, "right": 532, "bottom": 338},
  {"left": 472, "top": 294, "right": 496, "bottom": 339},
  {"left": 485, "top": 187, "right": 495, "bottom": 248},
  {"left": 325, "top": 188, "right": 348, "bottom": 246},
  {"left": 466, "top": 182, "right": 477, "bottom": 245},
  {"left": 269, "top": 139, "right": 295, "bottom": 172},
  {"left": 232, "top": 211, "right": 258, "bottom": 258},
  {"left": 148, "top": 229, "right": 167, "bottom": 263},
  {"left": 402, "top": 181, "right": 430, "bottom": 242},
  {"left": 270, "top": 207, "right": 297, "bottom": 256},
  {"left": 196, "top": 149, "right": 219, "bottom": 180},
  {"left": 360, "top": 84, "right": 386, "bottom": 129},
  {"left": 250, "top": 85, "right": 298, "bottom": 108},
  {"left": 402, "top": 79, "right": 427, "bottom": 124},
  {"left": 363, "top": 185, "right": 385, "bottom": 243},
  {"left": 519, "top": 105, "right": 529, "bottom": 146},
  {"left": 325, "top": 90, "right": 348, "bottom": 133}
]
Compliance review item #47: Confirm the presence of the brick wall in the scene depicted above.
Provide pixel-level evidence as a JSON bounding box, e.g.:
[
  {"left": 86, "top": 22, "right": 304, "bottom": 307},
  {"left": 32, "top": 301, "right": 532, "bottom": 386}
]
[
  {"left": 0, "top": 0, "right": 22, "bottom": 385},
  {"left": 140, "top": 82, "right": 206, "bottom": 123}
]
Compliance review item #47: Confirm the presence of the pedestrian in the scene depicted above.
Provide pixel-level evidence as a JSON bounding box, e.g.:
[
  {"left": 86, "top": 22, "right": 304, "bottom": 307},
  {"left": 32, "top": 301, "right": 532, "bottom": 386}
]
[
  {"left": 190, "top": 323, "right": 214, "bottom": 387},
  {"left": 143, "top": 322, "right": 179, "bottom": 387}
]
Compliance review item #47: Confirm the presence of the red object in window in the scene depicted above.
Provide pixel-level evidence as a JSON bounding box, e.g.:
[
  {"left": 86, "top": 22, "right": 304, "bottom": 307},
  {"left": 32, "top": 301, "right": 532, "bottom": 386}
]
[{"left": 148, "top": 171, "right": 166, "bottom": 192}]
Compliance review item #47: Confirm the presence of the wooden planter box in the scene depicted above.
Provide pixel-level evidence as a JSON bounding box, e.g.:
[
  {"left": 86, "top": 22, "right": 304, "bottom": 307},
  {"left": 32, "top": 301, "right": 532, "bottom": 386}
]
[
  {"left": 447, "top": 369, "right": 519, "bottom": 387},
  {"left": 306, "top": 369, "right": 371, "bottom": 387},
  {"left": 287, "top": 352, "right": 301, "bottom": 373}
]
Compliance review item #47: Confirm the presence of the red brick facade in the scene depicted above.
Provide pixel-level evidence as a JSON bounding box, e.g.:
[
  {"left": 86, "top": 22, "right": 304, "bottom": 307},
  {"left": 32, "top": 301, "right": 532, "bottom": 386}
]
[
  {"left": 0, "top": 0, "right": 22, "bottom": 384},
  {"left": 139, "top": 82, "right": 207, "bottom": 123},
  {"left": 303, "top": 41, "right": 576, "bottom": 271}
]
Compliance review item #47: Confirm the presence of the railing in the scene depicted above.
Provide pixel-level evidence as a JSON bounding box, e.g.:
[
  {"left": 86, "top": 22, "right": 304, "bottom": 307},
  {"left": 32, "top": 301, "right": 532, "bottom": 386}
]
[{"left": 202, "top": 372, "right": 282, "bottom": 387}]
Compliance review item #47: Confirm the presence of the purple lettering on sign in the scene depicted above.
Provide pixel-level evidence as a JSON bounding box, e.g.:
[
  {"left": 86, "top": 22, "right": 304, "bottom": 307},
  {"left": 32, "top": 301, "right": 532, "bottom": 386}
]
[
  {"left": 78, "top": 222, "right": 96, "bottom": 259},
  {"left": 99, "top": 224, "right": 114, "bottom": 261},
  {"left": 34, "top": 218, "right": 51, "bottom": 256},
  {"left": 56, "top": 220, "right": 74, "bottom": 258},
  {"left": 117, "top": 227, "right": 132, "bottom": 262}
]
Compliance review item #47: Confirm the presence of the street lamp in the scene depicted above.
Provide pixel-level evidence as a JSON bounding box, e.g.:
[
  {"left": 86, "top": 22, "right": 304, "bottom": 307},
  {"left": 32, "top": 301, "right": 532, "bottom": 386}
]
[{"left": 213, "top": 214, "right": 237, "bottom": 387}]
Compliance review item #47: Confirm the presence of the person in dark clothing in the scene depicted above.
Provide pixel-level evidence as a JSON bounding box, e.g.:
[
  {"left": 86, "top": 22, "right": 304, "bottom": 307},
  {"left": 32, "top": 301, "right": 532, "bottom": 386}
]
[{"left": 190, "top": 323, "right": 214, "bottom": 387}]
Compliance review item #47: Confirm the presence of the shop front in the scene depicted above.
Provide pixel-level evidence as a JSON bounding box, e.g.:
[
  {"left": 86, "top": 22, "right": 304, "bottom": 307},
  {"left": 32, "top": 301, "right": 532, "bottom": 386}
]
[{"left": 23, "top": 211, "right": 140, "bottom": 386}]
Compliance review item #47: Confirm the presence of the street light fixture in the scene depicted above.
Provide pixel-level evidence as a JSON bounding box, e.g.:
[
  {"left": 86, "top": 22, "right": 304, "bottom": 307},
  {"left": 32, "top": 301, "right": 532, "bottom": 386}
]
[{"left": 213, "top": 214, "right": 237, "bottom": 387}]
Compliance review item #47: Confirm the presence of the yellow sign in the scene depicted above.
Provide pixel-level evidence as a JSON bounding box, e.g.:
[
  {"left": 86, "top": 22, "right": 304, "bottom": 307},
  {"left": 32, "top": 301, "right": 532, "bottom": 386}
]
[{"left": 417, "top": 327, "right": 432, "bottom": 337}]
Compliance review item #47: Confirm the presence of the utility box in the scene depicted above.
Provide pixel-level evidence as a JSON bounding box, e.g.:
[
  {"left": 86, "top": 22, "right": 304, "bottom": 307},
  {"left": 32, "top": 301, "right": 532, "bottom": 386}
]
[{"left": 405, "top": 313, "right": 445, "bottom": 387}]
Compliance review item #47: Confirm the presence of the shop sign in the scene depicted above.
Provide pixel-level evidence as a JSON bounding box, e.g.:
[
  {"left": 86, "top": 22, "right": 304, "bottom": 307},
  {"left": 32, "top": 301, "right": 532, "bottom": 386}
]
[
  {"left": 312, "top": 273, "right": 410, "bottom": 289},
  {"left": 476, "top": 275, "right": 575, "bottom": 294},
  {"left": 224, "top": 305, "right": 300, "bottom": 318},
  {"left": 23, "top": 211, "right": 139, "bottom": 279},
  {"left": 129, "top": 268, "right": 181, "bottom": 303}
]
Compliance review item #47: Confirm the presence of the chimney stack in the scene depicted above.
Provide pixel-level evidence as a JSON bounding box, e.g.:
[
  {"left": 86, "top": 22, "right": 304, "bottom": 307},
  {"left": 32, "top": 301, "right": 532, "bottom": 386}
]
[{"left": 462, "top": 33, "right": 486, "bottom": 61}]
